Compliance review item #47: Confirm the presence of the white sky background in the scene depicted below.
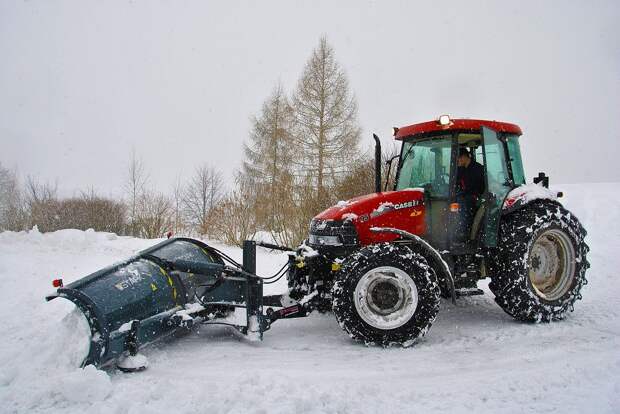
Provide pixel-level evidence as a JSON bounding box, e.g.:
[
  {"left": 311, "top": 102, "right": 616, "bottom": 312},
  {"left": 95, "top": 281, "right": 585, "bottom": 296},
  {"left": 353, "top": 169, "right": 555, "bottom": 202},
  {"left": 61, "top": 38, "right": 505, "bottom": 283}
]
[{"left": 1, "top": 0, "right": 619, "bottom": 198}]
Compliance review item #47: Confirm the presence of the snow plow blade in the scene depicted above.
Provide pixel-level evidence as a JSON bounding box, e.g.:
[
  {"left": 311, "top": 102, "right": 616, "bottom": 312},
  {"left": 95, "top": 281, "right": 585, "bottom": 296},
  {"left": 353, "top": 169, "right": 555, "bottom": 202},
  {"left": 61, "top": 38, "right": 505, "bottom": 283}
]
[{"left": 46, "top": 238, "right": 266, "bottom": 369}]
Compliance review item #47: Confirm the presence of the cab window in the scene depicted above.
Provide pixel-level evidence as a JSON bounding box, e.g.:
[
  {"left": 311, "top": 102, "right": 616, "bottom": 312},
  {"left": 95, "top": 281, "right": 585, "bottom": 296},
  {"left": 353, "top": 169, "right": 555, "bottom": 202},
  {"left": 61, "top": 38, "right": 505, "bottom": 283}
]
[
  {"left": 396, "top": 136, "right": 452, "bottom": 197},
  {"left": 506, "top": 135, "right": 526, "bottom": 185}
]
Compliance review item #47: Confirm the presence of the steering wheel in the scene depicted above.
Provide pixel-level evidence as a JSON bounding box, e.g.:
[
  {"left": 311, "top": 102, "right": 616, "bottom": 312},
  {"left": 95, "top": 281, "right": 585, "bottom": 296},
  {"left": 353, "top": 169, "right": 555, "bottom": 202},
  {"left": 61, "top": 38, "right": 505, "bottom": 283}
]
[
  {"left": 436, "top": 172, "right": 449, "bottom": 185},
  {"left": 420, "top": 182, "right": 433, "bottom": 192}
]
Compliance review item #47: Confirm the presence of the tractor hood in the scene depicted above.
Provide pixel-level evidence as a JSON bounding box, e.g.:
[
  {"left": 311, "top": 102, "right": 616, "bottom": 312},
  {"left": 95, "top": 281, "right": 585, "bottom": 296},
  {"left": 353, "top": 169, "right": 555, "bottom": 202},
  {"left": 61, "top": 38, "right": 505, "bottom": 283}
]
[
  {"left": 315, "top": 189, "right": 425, "bottom": 221},
  {"left": 313, "top": 189, "right": 427, "bottom": 246}
]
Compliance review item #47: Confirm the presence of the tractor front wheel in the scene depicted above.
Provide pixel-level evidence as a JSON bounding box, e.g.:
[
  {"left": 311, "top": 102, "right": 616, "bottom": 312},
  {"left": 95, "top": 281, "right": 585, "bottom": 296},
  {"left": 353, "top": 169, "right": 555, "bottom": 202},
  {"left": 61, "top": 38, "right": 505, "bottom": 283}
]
[
  {"left": 332, "top": 243, "right": 441, "bottom": 346},
  {"left": 488, "top": 200, "right": 589, "bottom": 322}
]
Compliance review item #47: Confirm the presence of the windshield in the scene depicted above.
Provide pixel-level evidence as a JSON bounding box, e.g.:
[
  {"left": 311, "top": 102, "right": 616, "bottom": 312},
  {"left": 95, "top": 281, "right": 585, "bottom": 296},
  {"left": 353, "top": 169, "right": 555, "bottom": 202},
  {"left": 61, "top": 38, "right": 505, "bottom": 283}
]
[{"left": 396, "top": 136, "right": 452, "bottom": 197}]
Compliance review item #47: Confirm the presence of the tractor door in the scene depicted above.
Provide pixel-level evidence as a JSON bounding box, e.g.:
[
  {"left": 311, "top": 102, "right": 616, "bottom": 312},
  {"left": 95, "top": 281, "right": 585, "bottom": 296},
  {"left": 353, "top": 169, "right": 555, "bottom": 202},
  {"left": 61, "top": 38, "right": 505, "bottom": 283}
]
[
  {"left": 481, "top": 126, "right": 512, "bottom": 247},
  {"left": 395, "top": 135, "right": 453, "bottom": 250}
]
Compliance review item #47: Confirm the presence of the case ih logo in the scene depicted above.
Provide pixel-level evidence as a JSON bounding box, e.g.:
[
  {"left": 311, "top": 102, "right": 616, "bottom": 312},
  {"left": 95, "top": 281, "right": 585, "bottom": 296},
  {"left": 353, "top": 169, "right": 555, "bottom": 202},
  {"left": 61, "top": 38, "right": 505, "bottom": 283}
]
[
  {"left": 393, "top": 200, "right": 421, "bottom": 210},
  {"left": 371, "top": 200, "right": 421, "bottom": 218}
]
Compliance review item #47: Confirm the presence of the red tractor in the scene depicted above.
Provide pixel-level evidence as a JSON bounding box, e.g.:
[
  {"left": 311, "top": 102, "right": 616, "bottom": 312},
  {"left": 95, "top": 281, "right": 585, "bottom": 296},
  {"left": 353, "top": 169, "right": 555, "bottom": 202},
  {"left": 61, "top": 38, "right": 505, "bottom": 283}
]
[{"left": 284, "top": 116, "right": 589, "bottom": 346}]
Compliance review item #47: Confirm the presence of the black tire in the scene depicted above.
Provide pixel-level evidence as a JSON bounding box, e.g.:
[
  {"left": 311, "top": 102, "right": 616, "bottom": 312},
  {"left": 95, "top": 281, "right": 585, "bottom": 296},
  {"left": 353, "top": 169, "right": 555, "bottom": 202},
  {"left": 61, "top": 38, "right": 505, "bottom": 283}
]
[
  {"left": 488, "top": 200, "right": 589, "bottom": 322},
  {"left": 332, "top": 243, "right": 441, "bottom": 346}
]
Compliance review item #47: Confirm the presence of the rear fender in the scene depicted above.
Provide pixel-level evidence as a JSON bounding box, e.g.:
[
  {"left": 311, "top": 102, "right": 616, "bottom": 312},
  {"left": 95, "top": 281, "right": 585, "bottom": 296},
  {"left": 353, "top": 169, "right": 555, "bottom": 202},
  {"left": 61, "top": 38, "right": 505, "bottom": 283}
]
[
  {"left": 502, "top": 184, "right": 559, "bottom": 215},
  {"left": 369, "top": 227, "right": 455, "bottom": 303}
]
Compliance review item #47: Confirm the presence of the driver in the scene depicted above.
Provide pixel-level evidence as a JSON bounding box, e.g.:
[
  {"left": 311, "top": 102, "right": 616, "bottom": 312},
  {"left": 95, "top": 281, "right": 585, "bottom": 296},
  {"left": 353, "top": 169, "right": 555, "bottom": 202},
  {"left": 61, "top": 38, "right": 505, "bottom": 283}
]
[
  {"left": 455, "top": 147, "right": 484, "bottom": 242},
  {"left": 457, "top": 147, "right": 484, "bottom": 197}
]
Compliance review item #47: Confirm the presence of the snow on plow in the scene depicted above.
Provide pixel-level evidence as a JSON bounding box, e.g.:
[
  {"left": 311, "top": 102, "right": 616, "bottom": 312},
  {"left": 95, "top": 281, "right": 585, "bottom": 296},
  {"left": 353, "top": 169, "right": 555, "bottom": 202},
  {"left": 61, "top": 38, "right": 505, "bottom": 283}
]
[{"left": 46, "top": 237, "right": 268, "bottom": 371}]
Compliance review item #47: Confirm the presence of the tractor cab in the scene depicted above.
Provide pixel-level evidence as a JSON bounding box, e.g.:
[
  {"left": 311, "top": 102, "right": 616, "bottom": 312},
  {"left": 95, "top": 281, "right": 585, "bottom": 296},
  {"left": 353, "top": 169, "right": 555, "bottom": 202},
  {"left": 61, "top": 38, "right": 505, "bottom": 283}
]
[{"left": 392, "top": 116, "right": 526, "bottom": 252}]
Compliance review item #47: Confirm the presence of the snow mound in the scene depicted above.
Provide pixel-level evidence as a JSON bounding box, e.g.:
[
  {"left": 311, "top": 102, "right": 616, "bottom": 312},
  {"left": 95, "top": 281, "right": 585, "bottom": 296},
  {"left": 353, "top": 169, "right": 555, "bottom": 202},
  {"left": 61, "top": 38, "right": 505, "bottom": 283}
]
[
  {"left": 58, "top": 365, "right": 112, "bottom": 403},
  {"left": 57, "top": 305, "right": 92, "bottom": 367},
  {"left": 0, "top": 299, "right": 110, "bottom": 410}
]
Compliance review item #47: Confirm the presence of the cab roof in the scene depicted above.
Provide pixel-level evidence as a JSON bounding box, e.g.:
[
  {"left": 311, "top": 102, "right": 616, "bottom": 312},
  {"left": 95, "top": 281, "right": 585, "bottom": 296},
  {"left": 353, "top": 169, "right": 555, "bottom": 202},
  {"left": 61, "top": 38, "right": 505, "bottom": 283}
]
[{"left": 394, "top": 118, "right": 522, "bottom": 140}]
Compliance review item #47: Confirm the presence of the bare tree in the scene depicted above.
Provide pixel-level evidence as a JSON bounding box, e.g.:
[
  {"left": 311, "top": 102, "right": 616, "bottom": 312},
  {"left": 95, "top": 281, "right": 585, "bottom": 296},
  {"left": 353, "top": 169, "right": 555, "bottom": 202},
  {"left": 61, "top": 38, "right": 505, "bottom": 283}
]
[
  {"left": 18, "top": 179, "right": 127, "bottom": 234},
  {"left": 24, "top": 175, "right": 57, "bottom": 206},
  {"left": 135, "top": 191, "right": 173, "bottom": 239},
  {"left": 170, "top": 174, "right": 186, "bottom": 236},
  {"left": 183, "top": 165, "right": 224, "bottom": 235},
  {"left": 291, "top": 36, "right": 362, "bottom": 207},
  {"left": 125, "top": 149, "right": 149, "bottom": 236},
  {"left": 55, "top": 191, "right": 126, "bottom": 234},
  {"left": 208, "top": 177, "right": 257, "bottom": 246},
  {"left": 0, "top": 163, "right": 25, "bottom": 231},
  {"left": 271, "top": 171, "right": 309, "bottom": 247},
  {"left": 24, "top": 176, "right": 59, "bottom": 231}
]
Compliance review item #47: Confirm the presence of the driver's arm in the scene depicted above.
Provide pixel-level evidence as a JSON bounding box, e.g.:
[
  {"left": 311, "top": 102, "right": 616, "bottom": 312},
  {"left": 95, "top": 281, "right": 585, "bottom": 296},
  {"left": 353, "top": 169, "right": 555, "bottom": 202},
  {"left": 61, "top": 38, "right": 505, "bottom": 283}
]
[{"left": 456, "top": 166, "right": 465, "bottom": 192}]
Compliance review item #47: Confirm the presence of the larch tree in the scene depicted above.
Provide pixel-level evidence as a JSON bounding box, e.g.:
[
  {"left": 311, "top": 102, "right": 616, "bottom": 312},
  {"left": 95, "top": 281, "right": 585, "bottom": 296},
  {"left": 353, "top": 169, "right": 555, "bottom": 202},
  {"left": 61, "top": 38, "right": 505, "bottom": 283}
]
[
  {"left": 291, "top": 36, "right": 362, "bottom": 208},
  {"left": 242, "top": 83, "right": 297, "bottom": 245}
]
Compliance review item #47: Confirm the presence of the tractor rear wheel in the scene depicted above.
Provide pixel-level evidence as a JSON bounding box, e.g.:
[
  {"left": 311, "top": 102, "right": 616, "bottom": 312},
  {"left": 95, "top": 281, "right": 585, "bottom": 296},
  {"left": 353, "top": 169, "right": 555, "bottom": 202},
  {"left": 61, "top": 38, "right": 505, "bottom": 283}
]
[
  {"left": 488, "top": 200, "right": 589, "bottom": 322},
  {"left": 332, "top": 243, "right": 441, "bottom": 346}
]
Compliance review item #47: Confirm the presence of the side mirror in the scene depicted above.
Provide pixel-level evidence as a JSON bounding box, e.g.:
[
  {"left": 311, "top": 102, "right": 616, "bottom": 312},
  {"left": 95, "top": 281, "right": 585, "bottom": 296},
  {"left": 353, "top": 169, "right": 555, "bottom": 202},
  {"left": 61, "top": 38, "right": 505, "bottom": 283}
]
[
  {"left": 533, "top": 172, "right": 549, "bottom": 188},
  {"left": 383, "top": 155, "right": 400, "bottom": 191}
]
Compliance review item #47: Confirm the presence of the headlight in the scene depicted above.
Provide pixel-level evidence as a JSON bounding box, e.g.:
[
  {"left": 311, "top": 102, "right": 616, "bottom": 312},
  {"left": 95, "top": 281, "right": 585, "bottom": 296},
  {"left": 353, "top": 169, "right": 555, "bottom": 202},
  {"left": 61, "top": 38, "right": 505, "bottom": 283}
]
[{"left": 308, "top": 234, "right": 342, "bottom": 246}]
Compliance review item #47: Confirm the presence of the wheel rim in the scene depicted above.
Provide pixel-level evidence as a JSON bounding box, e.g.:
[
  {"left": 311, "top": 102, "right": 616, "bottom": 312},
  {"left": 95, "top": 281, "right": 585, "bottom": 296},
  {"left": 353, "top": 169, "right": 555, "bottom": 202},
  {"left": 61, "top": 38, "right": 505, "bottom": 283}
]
[
  {"left": 354, "top": 266, "right": 418, "bottom": 330},
  {"left": 528, "top": 229, "right": 576, "bottom": 301}
]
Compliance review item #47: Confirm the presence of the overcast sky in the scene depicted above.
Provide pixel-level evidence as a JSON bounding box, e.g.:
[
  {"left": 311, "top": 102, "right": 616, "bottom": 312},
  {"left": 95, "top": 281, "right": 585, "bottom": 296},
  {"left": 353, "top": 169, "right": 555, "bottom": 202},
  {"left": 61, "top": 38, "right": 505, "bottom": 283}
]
[{"left": 1, "top": 0, "right": 619, "bottom": 198}]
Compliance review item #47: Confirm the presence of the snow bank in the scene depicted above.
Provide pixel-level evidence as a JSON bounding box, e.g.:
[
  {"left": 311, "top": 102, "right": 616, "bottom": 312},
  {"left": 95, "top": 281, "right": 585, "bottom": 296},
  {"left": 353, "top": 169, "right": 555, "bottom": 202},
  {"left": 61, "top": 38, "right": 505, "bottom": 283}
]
[
  {"left": 0, "top": 184, "right": 619, "bottom": 413},
  {"left": 0, "top": 298, "right": 111, "bottom": 410}
]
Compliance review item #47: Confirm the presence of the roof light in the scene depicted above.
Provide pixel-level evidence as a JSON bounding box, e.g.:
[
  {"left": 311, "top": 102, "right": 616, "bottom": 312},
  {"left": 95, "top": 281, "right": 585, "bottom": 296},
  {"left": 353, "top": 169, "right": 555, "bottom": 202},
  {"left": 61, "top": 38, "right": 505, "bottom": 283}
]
[
  {"left": 438, "top": 115, "right": 451, "bottom": 126},
  {"left": 392, "top": 127, "right": 399, "bottom": 136},
  {"left": 52, "top": 278, "right": 63, "bottom": 288}
]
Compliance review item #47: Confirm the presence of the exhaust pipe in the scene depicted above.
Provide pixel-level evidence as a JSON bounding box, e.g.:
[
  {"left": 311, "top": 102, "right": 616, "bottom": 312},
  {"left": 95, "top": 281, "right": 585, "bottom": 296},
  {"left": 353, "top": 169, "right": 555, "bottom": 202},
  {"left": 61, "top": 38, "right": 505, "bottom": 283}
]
[{"left": 373, "top": 134, "right": 381, "bottom": 193}]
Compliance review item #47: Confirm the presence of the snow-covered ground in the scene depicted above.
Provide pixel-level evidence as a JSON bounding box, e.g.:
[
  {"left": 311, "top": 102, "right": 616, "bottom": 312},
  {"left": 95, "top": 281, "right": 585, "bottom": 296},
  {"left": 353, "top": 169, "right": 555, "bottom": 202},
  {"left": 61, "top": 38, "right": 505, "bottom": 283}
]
[{"left": 1, "top": 183, "right": 619, "bottom": 413}]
